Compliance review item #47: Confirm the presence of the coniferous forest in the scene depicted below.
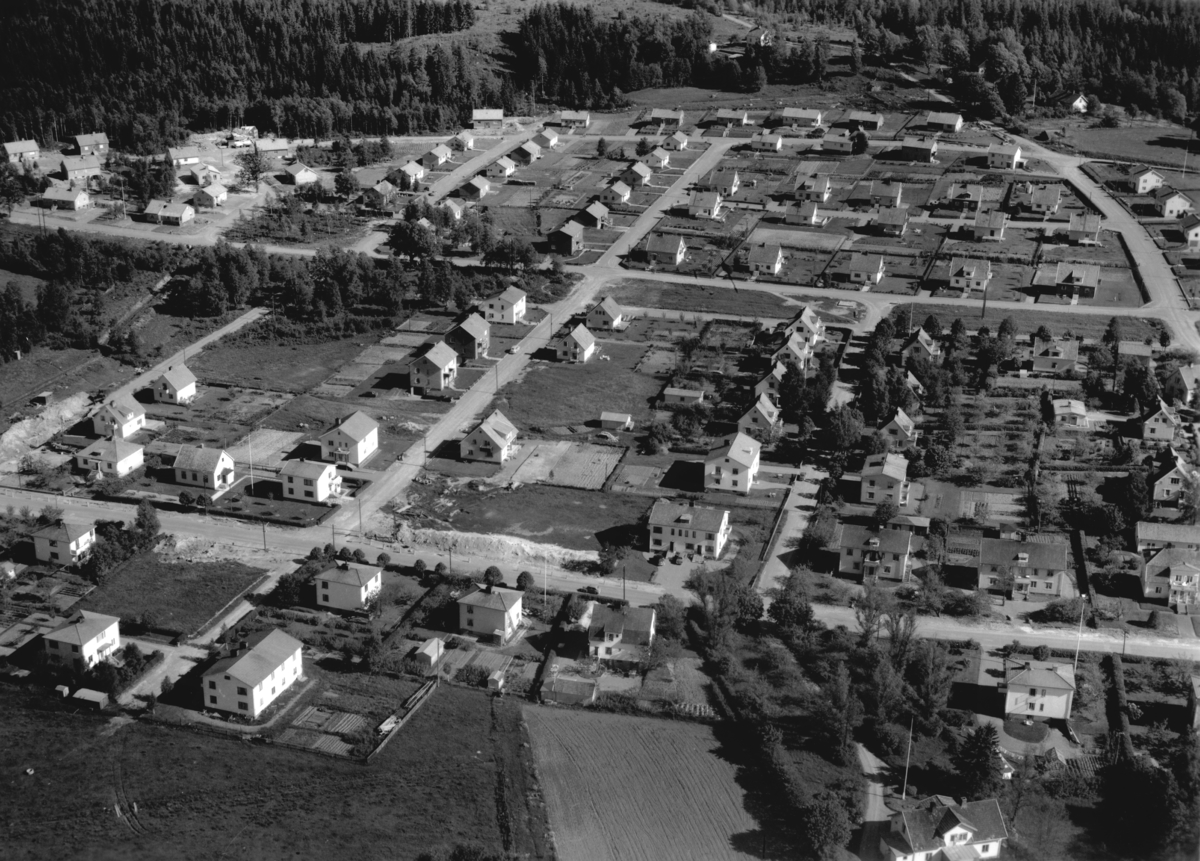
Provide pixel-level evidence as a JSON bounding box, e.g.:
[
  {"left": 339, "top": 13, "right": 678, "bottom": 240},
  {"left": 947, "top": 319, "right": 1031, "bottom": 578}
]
[{"left": 2, "top": 0, "right": 1200, "bottom": 152}]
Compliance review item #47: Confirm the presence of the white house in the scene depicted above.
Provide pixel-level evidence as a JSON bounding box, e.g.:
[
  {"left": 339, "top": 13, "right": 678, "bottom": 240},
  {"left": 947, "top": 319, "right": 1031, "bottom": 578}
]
[
  {"left": 1155, "top": 188, "right": 1194, "bottom": 219},
  {"left": 482, "top": 286, "right": 527, "bottom": 324},
  {"left": 400, "top": 161, "right": 426, "bottom": 184},
  {"left": 664, "top": 131, "right": 689, "bottom": 151},
  {"left": 560, "top": 111, "right": 591, "bottom": 129},
  {"left": 880, "top": 796, "right": 1007, "bottom": 861},
  {"left": 152, "top": 365, "right": 198, "bottom": 404},
  {"left": 785, "top": 305, "right": 826, "bottom": 345},
  {"left": 821, "top": 130, "right": 854, "bottom": 153},
  {"left": 861, "top": 452, "right": 910, "bottom": 505},
  {"left": 663, "top": 387, "right": 705, "bottom": 406},
  {"left": 948, "top": 257, "right": 992, "bottom": 294},
  {"left": 283, "top": 163, "right": 319, "bottom": 185},
  {"left": 748, "top": 244, "right": 784, "bottom": 276},
  {"left": 587, "top": 604, "right": 656, "bottom": 669},
  {"left": 461, "top": 410, "right": 519, "bottom": 463},
  {"left": 622, "top": 162, "right": 653, "bottom": 187},
  {"left": 586, "top": 296, "right": 625, "bottom": 330},
  {"left": 689, "top": 190, "right": 723, "bottom": 220},
  {"left": 848, "top": 253, "right": 886, "bottom": 285},
  {"left": 900, "top": 327, "right": 942, "bottom": 364},
  {"left": 648, "top": 499, "right": 731, "bottom": 559},
  {"left": 203, "top": 628, "right": 304, "bottom": 719},
  {"left": 778, "top": 107, "right": 823, "bottom": 128},
  {"left": 43, "top": 611, "right": 120, "bottom": 672},
  {"left": 315, "top": 562, "right": 382, "bottom": 612},
  {"left": 973, "top": 209, "right": 1008, "bottom": 241},
  {"left": 785, "top": 201, "right": 827, "bottom": 226},
  {"left": 1164, "top": 364, "right": 1200, "bottom": 406},
  {"left": 174, "top": 446, "right": 235, "bottom": 490},
  {"left": 194, "top": 184, "right": 228, "bottom": 207},
  {"left": 2, "top": 139, "right": 39, "bottom": 164},
  {"left": 738, "top": 393, "right": 780, "bottom": 441},
  {"left": 1001, "top": 659, "right": 1076, "bottom": 719},
  {"left": 457, "top": 586, "right": 523, "bottom": 643},
  {"left": 31, "top": 520, "right": 96, "bottom": 566},
  {"left": 705, "top": 432, "right": 761, "bottom": 494},
  {"left": 472, "top": 108, "right": 504, "bottom": 130},
  {"left": 600, "top": 412, "right": 634, "bottom": 431},
  {"left": 485, "top": 157, "right": 516, "bottom": 180},
  {"left": 463, "top": 176, "right": 490, "bottom": 200},
  {"left": 450, "top": 131, "right": 476, "bottom": 151},
  {"left": 755, "top": 362, "right": 787, "bottom": 404},
  {"left": 512, "top": 140, "right": 542, "bottom": 165},
  {"left": 979, "top": 537, "right": 1072, "bottom": 598},
  {"left": 643, "top": 147, "right": 671, "bottom": 168},
  {"left": 411, "top": 341, "right": 459, "bottom": 392},
  {"left": 422, "top": 144, "right": 453, "bottom": 168},
  {"left": 750, "top": 133, "right": 783, "bottom": 152},
  {"left": 773, "top": 332, "right": 813, "bottom": 369},
  {"left": 76, "top": 438, "right": 144, "bottom": 478},
  {"left": 168, "top": 146, "right": 202, "bottom": 166},
  {"left": 320, "top": 411, "right": 380, "bottom": 466},
  {"left": 926, "top": 111, "right": 964, "bottom": 132},
  {"left": 90, "top": 394, "right": 146, "bottom": 439},
  {"left": 1130, "top": 167, "right": 1164, "bottom": 194},
  {"left": 279, "top": 459, "right": 341, "bottom": 502},
  {"left": 600, "top": 180, "right": 632, "bottom": 205},
  {"left": 556, "top": 324, "right": 596, "bottom": 363},
  {"left": 880, "top": 408, "right": 917, "bottom": 446},
  {"left": 39, "top": 187, "right": 90, "bottom": 210},
  {"left": 987, "top": 143, "right": 1024, "bottom": 170},
  {"left": 1184, "top": 213, "right": 1200, "bottom": 249},
  {"left": 143, "top": 200, "right": 195, "bottom": 225},
  {"left": 645, "top": 233, "right": 687, "bottom": 265},
  {"left": 839, "top": 525, "right": 912, "bottom": 583}
]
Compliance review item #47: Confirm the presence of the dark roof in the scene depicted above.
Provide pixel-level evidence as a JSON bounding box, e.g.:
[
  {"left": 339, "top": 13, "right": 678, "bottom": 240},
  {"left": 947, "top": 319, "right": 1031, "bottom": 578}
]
[
  {"left": 648, "top": 499, "right": 728, "bottom": 533},
  {"left": 457, "top": 586, "right": 522, "bottom": 612},
  {"left": 839, "top": 524, "right": 911, "bottom": 554},
  {"left": 174, "top": 445, "right": 229, "bottom": 473},
  {"left": 980, "top": 537, "right": 1068, "bottom": 570},
  {"left": 895, "top": 797, "right": 1008, "bottom": 853},
  {"left": 204, "top": 629, "right": 302, "bottom": 688}
]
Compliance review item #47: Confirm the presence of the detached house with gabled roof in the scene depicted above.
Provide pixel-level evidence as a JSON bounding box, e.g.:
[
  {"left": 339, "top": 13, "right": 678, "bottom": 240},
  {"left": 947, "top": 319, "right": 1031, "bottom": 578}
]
[
  {"left": 449, "top": 130, "right": 476, "bottom": 151},
  {"left": 1152, "top": 446, "right": 1195, "bottom": 508},
  {"left": 91, "top": 394, "right": 146, "bottom": 439},
  {"left": 705, "top": 432, "right": 761, "bottom": 494},
  {"left": 972, "top": 208, "right": 1008, "bottom": 241},
  {"left": 463, "top": 175, "right": 490, "bottom": 200},
  {"left": 462, "top": 410, "right": 519, "bottom": 463},
  {"left": 795, "top": 174, "right": 832, "bottom": 202},
  {"left": 471, "top": 108, "right": 504, "bottom": 130},
  {"left": 283, "top": 163, "right": 319, "bottom": 185},
  {"left": 648, "top": 499, "right": 731, "bottom": 558},
  {"left": 643, "top": 146, "right": 671, "bottom": 168},
  {"left": 485, "top": 156, "right": 516, "bottom": 180},
  {"left": 60, "top": 155, "right": 102, "bottom": 181},
  {"left": 1028, "top": 336, "right": 1079, "bottom": 374},
  {"left": 511, "top": 140, "right": 542, "bottom": 166},
  {"left": 1068, "top": 212, "right": 1103, "bottom": 244},
  {"left": 579, "top": 200, "right": 610, "bottom": 228},
  {"left": 1136, "top": 521, "right": 1200, "bottom": 555},
  {"left": 664, "top": 130, "right": 690, "bottom": 151},
  {"left": 786, "top": 201, "right": 826, "bottom": 227},
  {"left": 622, "top": 161, "right": 653, "bottom": 187},
  {"left": 600, "top": 180, "right": 632, "bottom": 205},
  {"left": 948, "top": 257, "right": 992, "bottom": 294},
  {"left": 74, "top": 133, "right": 109, "bottom": 156},
  {"left": 1142, "top": 546, "right": 1200, "bottom": 611},
  {"left": 422, "top": 144, "right": 453, "bottom": 168},
  {"left": 3, "top": 139, "right": 39, "bottom": 164},
  {"left": 1156, "top": 188, "right": 1193, "bottom": 219},
  {"left": 315, "top": 562, "right": 382, "bottom": 612},
  {"left": 279, "top": 459, "right": 341, "bottom": 503},
  {"left": 979, "top": 537, "right": 1072, "bottom": 597},
  {"left": 881, "top": 408, "right": 917, "bottom": 446},
  {"left": 925, "top": 111, "right": 964, "bottom": 132},
  {"left": 555, "top": 324, "right": 596, "bottom": 363},
  {"left": 748, "top": 244, "right": 784, "bottom": 275},
  {"left": 738, "top": 393, "right": 780, "bottom": 441},
  {"left": 987, "top": 142, "right": 1024, "bottom": 170},
  {"left": 778, "top": 107, "right": 823, "bottom": 128},
  {"left": 689, "top": 190, "right": 723, "bottom": 220},
  {"left": 203, "top": 628, "right": 303, "bottom": 719},
  {"left": 944, "top": 182, "right": 983, "bottom": 211},
  {"left": 1130, "top": 166, "right": 1164, "bottom": 194},
  {"left": 168, "top": 146, "right": 202, "bottom": 167},
  {"left": 31, "top": 519, "right": 96, "bottom": 566},
  {"left": 699, "top": 168, "right": 739, "bottom": 197},
  {"left": 900, "top": 328, "right": 941, "bottom": 364},
  {"left": 645, "top": 232, "right": 687, "bottom": 266},
  {"left": 875, "top": 206, "right": 909, "bottom": 236},
  {"left": 587, "top": 604, "right": 657, "bottom": 669},
  {"left": 39, "top": 187, "right": 90, "bottom": 211},
  {"left": 445, "top": 313, "right": 490, "bottom": 360},
  {"left": 457, "top": 586, "right": 523, "bottom": 643},
  {"left": 411, "top": 341, "right": 458, "bottom": 392},
  {"left": 847, "top": 253, "right": 885, "bottom": 285},
  {"left": 839, "top": 525, "right": 912, "bottom": 582},
  {"left": 76, "top": 438, "right": 144, "bottom": 478},
  {"left": 1165, "top": 364, "right": 1200, "bottom": 406},
  {"left": 880, "top": 796, "right": 1008, "bottom": 861},
  {"left": 320, "top": 411, "right": 379, "bottom": 466},
  {"left": 152, "top": 364, "right": 198, "bottom": 404},
  {"left": 143, "top": 200, "right": 195, "bottom": 225},
  {"left": 1001, "top": 658, "right": 1076, "bottom": 719},
  {"left": 559, "top": 110, "right": 590, "bottom": 128},
  {"left": 861, "top": 452, "right": 910, "bottom": 506},
  {"left": 785, "top": 305, "right": 825, "bottom": 345},
  {"left": 551, "top": 220, "right": 585, "bottom": 256},
  {"left": 483, "top": 286, "right": 527, "bottom": 324},
  {"left": 174, "top": 445, "right": 235, "bottom": 491},
  {"left": 43, "top": 611, "right": 120, "bottom": 672},
  {"left": 194, "top": 183, "right": 227, "bottom": 207},
  {"left": 1181, "top": 213, "right": 1200, "bottom": 248},
  {"left": 1141, "top": 397, "right": 1180, "bottom": 442},
  {"left": 586, "top": 296, "right": 625, "bottom": 330},
  {"left": 773, "top": 331, "right": 813, "bottom": 369},
  {"left": 755, "top": 361, "right": 787, "bottom": 404}
]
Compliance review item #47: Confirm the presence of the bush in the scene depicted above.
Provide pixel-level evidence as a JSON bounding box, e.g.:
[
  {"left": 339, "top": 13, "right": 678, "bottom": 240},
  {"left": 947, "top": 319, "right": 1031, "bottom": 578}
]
[
  {"left": 413, "top": 559, "right": 427, "bottom": 573},
  {"left": 455, "top": 665, "right": 489, "bottom": 687},
  {"left": 1032, "top": 644, "right": 1051, "bottom": 660},
  {"left": 353, "top": 548, "right": 367, "bottom": 563},
  {"left": 376, "top": 552, "right": 391, "bottom": 567},
  {"left": 516, "top": 571, "right": 534, "bottom": 591},
  {"left": 179, "top": 491, "right": 195, "bottom": 507}
]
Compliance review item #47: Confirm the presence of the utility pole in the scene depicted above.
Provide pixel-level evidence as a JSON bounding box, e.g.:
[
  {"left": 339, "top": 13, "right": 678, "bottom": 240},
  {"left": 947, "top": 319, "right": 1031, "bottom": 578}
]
[
  {"left": 357, "top": 496, "right": 364, "bottom": 535},
  {"left": 902, "top": 716, "right": 915, "bottom": 798},
  {"left": 261, "top": 521, "right": 267, "bottom": 551},
  {"left": 1073, "top": 597, "right": 1087, "bottom": 674}
]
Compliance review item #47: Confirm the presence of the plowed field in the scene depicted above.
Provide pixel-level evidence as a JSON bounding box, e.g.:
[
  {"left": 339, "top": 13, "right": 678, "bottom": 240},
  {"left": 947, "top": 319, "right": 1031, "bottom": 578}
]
[{"left": 524, "top": 707, "right": 757, "bottom": 861}]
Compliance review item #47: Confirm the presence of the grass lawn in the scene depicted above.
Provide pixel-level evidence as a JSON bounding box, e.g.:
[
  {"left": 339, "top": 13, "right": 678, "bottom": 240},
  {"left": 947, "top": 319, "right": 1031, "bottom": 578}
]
[
  {"left": 1040, "top": 121, "right": 1200, "bottom": 170},
  {"left": 190, "top": 336, "right": 368, "bottom": 392},
  {"left": 890, "top": 303, "right": 1162, "bottom": 342},
  {"left": 610, "top": 279, "right": 792, "bottom": 318},
  {"left": 81, "top": 550, "right": 266, "bottom": 636},
  {"left": 492, "top": 341, "right": 662, "bottom": 430},
  {"left": 0, "top": 683, "right": 549, "bottom": 860},
  {"left": 448, "top": 484, "right": 654, "bottom": 552}
]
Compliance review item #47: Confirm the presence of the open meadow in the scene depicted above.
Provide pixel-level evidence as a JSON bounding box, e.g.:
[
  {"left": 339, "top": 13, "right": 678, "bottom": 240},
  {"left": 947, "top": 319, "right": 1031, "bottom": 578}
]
[
  {"left": 0, "top": 683, "right": 549, "bottom": 860},
  {"left": 523, "top": 706, "right": 759, "bottom": 861}
]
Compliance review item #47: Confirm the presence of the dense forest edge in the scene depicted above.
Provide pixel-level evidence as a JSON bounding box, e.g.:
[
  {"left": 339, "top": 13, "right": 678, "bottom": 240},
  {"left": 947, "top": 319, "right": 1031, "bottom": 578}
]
[{"left": 2, "top": 0, "right": 1200, "bottom": 152}]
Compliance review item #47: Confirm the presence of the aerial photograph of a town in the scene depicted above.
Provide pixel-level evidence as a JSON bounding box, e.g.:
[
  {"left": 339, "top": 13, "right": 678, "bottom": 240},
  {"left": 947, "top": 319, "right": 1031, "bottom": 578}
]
[{"left": 3, "top": 0, "right": 1200, "bottom": 859}]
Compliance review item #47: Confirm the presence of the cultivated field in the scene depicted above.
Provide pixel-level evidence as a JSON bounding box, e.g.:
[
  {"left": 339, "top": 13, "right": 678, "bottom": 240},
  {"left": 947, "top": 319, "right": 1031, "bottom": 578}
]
[
  {"left": 1, "top": 684, "right": 549, "bottom": 860},
  {"left": 610, "top": 279, "right": 792, "bottom": 319},
  {"left": 81, "top": 551, "right": 266, "bottom": 636},
  {"left": 524, "top": 706, "right": 758, "bottom": 861},
  {"left": 190, "top": 336, "right": 367, "bottom": 392}
]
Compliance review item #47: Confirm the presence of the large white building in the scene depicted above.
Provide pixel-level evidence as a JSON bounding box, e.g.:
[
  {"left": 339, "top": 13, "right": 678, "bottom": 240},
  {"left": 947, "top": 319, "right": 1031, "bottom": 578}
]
[
  {"left": 647, "top": 499, "right": 731, "bottom": 558},
  {"left": 279, "top": 459, "right": 341, "bottom": 502},
  {"left": 75, "top": 438, "right": 144, "bottom": 477},
  {"left": 203, "top": 629, "right": 304, "bottom": 719},
  {"left": 705, "top": 433, "right": 761, "bottom": 494},
  {"left": 319, "top": 411, "right": 380, "bottom": 467},
  {"left": 43, "top": 611, "right": 120, "bottom": 672},
  {"left": 315, "top": 563, "right": 382, "bottom": 612},
  {"left": 31, "top": 520, "right": 96, "bottom": 566}
]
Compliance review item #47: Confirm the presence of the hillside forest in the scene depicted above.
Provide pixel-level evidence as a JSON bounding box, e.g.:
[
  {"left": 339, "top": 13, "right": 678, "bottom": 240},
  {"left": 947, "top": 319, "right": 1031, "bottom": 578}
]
[{"left": 2, "top": 0, "right": 1200, "bottom": 152}]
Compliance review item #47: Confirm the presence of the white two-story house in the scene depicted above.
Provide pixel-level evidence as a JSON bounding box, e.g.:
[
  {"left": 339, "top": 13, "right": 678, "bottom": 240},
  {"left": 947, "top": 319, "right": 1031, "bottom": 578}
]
[
  {"left": 319, "top": 411, "right": 380, "bottom": 467},
  {"left": 43, "top": 611, "right": 120, "bottom": 672},
  {"left": 279, "top": 459, "right": 341, "bottom": 502},
  {"left": 647, "top": 499, "right": 731, "bottom": 559},
  {"left": 461, "top": 410, "right": 519, "bottom": 463},
  {"left": 31, "top": 519, "right": 96, "bottom": 566},
  {"left": 315, "top": 562, "right": 382, "bottom": 611},
  {"left": 202, "top": 629, "right": 304, "bottom": 719},
  {"left": 880, "top": 796, "right": 1007, "bottom": 861},
  {"left": 705, "top": 433, "right": 761, "bottom": 494},
  {"left": 457, "top": 586, "right": 523, "bottom": 644}
]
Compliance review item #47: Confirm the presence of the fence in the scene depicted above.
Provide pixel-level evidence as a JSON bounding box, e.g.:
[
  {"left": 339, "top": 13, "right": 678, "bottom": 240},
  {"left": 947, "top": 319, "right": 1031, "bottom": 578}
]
[{"left": 365, "top": 678, "right": 437, "bottom": 762}]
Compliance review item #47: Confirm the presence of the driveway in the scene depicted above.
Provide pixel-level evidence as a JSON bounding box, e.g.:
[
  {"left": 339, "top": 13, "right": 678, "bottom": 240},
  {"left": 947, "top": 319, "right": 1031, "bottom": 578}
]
[{"left": 854, "top": 743, "right": 892, "bottom": 861}]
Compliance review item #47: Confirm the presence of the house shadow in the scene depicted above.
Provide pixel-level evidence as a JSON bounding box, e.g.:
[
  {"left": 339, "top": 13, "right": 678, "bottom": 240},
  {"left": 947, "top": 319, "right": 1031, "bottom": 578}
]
[
  {"left": 372, "top": 370, "right": 411, "bottom": 392},
  {"left": 157, "top": 654, "right": 214, "bottom": 711},
  {"left": 282, "top": 440, "right": 323, "bottom": 461},
  {"left": 430, "top": 439, "right": 460, "bottom": 459},
  {"left": 531, "top": 345, "right": 558, "bottom": 361},
  {"left": 659, "top": 460, "right": 705, "bottom": 492},
  {"left": 595, "top": 523, "right": 640, "bottom": 550}
]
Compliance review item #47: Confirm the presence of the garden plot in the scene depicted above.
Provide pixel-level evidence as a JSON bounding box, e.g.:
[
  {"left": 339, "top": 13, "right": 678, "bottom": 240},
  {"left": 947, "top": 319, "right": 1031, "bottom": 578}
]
[
  {"left": 959, "top": 489, "right": 1025, "bottom": 521},
  {"left": 206, "top": 389, "right": 294, "bottom": 424},
  {"left": 276, "top": 706, "right": 371, "bottom": 758},
  {"left": 226, "top": 428, "right": 304, "bottom": 468},
  {"left": 750, "top": 226, "right": 845, "bottom": 252}
]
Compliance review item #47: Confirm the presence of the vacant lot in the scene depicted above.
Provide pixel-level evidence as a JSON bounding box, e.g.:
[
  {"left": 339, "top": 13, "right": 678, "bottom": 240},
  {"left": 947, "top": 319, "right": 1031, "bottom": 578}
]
[
  {"left": 1042, "top": 121, "right": 1200, "bottom": 169},
  {"left": 493, "top": 341, "right": 662, "bottom": 430},
  {"left": 1, "top": 684, "right": 549, "bottom": 860},
  {"left": 191, "top": 336, "right": 367, "bottom": 392},
  {"left": 0, "top": 348, "right": 131, "bottom": 411},
  {"left": 524, "top": 706, "right": 757, "bottom": 861},
  {"left": 81, "top": 551, "right": 266, "bottom": 636},
  {"left": 610, "top": 279, "right": 791, "bottom": 319},
  {"left": 448, "top": 484, "right": 652, "bottom": 551}
]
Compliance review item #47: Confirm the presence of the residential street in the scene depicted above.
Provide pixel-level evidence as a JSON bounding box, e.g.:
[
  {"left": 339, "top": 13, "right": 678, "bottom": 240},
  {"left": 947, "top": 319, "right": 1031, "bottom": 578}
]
[{"left": 854, "top": 744, "right": 892, "bottom": 861}]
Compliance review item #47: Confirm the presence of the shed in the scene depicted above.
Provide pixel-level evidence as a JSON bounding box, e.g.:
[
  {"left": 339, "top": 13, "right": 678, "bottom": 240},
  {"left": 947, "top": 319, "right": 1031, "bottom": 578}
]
[{"left": 72, "top": 688, "right": 109, "bottom": 711}]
